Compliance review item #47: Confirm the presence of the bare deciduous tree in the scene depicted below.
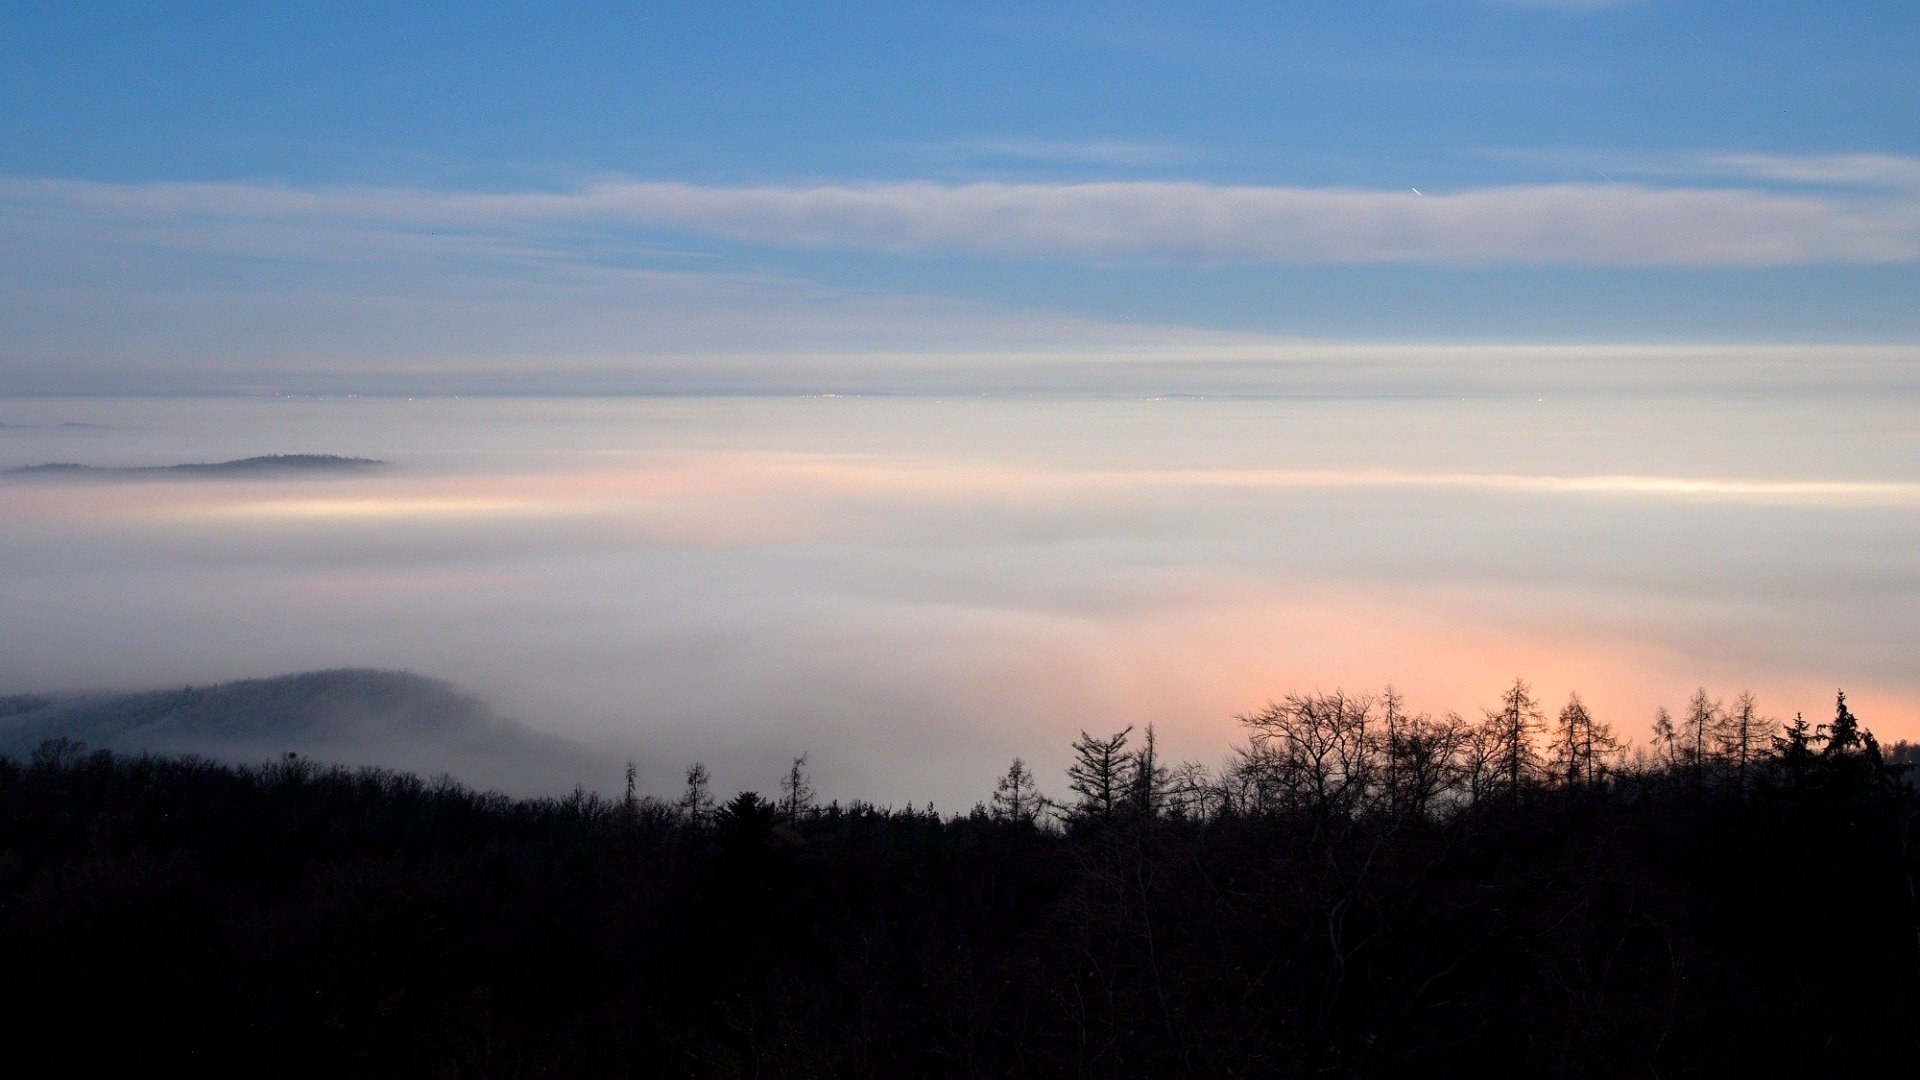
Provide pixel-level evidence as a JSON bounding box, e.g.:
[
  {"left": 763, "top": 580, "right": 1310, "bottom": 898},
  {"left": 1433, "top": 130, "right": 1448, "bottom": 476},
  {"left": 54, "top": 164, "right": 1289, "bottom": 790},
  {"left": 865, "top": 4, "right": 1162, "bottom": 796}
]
[
  {"left": 1552, "top": 692, "right": 1618, "bottom": 793},
  {"left": 990, "top": 757, "right": 1042, "bottom": 824},
  {"left": 1651, "top": 706, "right": 1679, "bottom": 772},
  {"left": 1382, "top": 699, "right": 1472, "bottom": 821},
  {"left": 1235, "top": 691, "right": 1377, "bottom": 822},
  {"left": 1067, "top": 728, "right": 1133, "bottom": 823},
  {"left": 1484, "top": 678, "right": 1546, "bottom": 808},
  {"left": 1129, "top": 723, "right": 1171, "bottom": 819},
  {"left": 1719, "top": 690, "right": 1769, "bottom": 796},
  {"left": 1680, "top": 688, "right": 1726, "bottom": 794},
  {"left": 678, "top": 761, "right": 714, "bottom": 827},
  {"left": 779, "top": 754, "right": 816, "bottom": 824}
]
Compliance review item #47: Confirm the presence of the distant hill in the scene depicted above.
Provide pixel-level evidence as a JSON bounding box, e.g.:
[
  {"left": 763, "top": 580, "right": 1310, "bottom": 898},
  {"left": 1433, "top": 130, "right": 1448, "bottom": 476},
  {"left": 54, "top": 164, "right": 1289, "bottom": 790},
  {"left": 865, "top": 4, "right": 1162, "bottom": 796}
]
[
  {"left": 2, "top": 454, "right": 387, "bottom": 478},
  {"left": 0, "top": 669, "right": 603, "bottom": 794}
]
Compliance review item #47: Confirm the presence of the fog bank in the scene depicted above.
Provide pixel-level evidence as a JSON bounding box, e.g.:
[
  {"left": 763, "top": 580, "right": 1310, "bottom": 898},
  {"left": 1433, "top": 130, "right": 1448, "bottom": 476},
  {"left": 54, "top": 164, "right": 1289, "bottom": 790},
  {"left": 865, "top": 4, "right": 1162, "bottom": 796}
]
[{"left": 2, "top": 392, "right": 1914, "bottom": 807}]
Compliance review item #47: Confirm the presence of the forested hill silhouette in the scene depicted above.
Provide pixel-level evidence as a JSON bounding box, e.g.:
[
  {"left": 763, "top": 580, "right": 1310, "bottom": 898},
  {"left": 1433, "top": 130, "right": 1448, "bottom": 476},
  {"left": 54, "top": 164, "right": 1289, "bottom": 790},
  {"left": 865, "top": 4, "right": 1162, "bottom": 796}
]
[
  {"left": 1, "top": 453, "right": 385, "bottom": 478},
  {"left": 0, "top": 668, "right": 601, "bottom": 793},
  {"left": 1, "top": 682, "right": 1915, "bottom": 1076}
]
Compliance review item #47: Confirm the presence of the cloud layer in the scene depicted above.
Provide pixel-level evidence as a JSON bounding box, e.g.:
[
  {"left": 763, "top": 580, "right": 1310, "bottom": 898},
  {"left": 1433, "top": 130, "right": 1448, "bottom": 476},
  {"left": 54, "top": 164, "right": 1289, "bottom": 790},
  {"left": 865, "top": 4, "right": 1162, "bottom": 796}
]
[
  {"left": 8, "top": 163, "right": 1917, "bottom": 267},
  {"left": 2, "top": 393, "right": 1915, "bottom": 805}
]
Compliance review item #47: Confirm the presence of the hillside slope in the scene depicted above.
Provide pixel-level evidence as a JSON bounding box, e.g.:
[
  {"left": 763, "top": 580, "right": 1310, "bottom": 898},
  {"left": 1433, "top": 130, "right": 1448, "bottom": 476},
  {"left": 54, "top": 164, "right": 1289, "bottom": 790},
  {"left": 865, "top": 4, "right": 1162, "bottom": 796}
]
[{"left": 0, "top": 668, "right": 603, "bottom": 793}]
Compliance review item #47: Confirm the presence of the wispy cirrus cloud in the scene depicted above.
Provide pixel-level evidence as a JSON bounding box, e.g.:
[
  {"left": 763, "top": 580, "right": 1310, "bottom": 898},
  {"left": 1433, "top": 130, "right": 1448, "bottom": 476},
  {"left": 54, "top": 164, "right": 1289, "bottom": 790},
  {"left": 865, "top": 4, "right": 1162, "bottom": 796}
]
[
  {"left": 5, "top": 165, "right": 1916, "bottom": 267},
  {"left": 1685, "top": 153, "right": 1920, "bottom": 190},
  {"left": 1483, "top": 148, "right": 1920, "bottom": 192}
]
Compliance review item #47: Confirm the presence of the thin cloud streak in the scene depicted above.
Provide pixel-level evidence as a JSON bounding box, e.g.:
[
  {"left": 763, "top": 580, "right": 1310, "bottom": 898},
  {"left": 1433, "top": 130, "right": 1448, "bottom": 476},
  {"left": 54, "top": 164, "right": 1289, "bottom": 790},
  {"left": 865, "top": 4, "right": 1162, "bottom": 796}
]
[
  {"left": 1483, "top": 149, "right": 1920, "bottom": 192},
  {"left": 1692, "top": 153, "right": 1920, "bottom": 191},
  {"left": 7, "top": 169, "right": 1915, "bottom": 267},
  {"left": 16, "top": 460, "right": 1909, "bottom": 537},
  {"left": 746, "top": 459, "right": 1920, "bottom": 509}
]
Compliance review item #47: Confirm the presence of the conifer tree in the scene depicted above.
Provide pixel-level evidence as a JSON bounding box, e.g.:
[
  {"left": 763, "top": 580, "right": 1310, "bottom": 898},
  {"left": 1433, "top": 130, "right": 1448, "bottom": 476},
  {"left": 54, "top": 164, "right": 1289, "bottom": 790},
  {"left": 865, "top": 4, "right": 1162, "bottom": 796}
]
[
  {"left": 1823, "top": 690, "right": 1862, "bottom": 757},
  {"left": 1773, "top": 712, "right": 1821, "bottom": 788}
]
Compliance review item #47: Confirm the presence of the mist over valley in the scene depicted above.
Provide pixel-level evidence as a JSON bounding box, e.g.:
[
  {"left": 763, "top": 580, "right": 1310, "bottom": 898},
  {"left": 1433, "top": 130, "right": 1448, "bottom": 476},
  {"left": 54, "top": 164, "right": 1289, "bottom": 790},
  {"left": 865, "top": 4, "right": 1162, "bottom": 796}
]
[{"left": 3, "top": 390, "right": 1914, "bottom": 809}]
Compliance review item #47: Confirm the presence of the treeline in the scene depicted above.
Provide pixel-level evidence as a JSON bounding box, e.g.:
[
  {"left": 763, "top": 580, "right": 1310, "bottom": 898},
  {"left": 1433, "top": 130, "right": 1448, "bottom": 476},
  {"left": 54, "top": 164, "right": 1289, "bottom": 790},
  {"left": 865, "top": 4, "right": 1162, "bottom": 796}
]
[
  {"left": 965, "top": 681, "right": 1912, "bottom": 829},
  {"left": 1, "top": 684, "right": 1916, "bottom": 1077}
]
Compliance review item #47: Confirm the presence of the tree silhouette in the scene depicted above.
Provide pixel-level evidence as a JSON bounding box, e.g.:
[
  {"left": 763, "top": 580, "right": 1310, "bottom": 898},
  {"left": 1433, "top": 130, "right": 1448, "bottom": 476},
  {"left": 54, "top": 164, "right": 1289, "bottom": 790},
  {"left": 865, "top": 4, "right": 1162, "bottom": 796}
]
[
  {"left": 1651, "top": 705, "right": 1679, "bottom": 772},
  {"left": 1823, "top": 690, "right": 1862, "bottom": 757},
  {"left": 1721, "top": 690, "right": 1769, "bottom": 797},
  {"left": 1381, "top": 686, "right": 1409, "bottom": 816},
  {"left": 990, "top": 757, "right": 1042, "bottom": 825},
  {"left": 779, "top": 753, "right": 816, "bottom": 823},
  {"left": 715, "top": 790, "right": 778, "bottom": 856},
  {"left": 1236, "top": 691, "right": 1377, "bottom": 821},
  {"left": 1771, "top": 711, "right": 1823, "bottom": 794},
  {"left": 1384, "top": 707, "right": 1472, "bottom": 821},
  {"left": 678, "top": 761, "right": 715, "bottom": 827},
  {"left": 1816, "top": 689, "right": 1883, "bottom": 796},
  {"left": 1128, "top": 723, "right": 1171, "bottom": 819},
  {"left": 1486, "top": 678, "right": 1545, "bottom": 808},
  {"left": 1552, "top": 691, "right": 1616, "bottom": 793},
  {"left": 1067, "top": 727, "right": 1132, "bottom": 823},
  {"left": 1680, "top": 687, "right": 1725, "bottom": 795}
]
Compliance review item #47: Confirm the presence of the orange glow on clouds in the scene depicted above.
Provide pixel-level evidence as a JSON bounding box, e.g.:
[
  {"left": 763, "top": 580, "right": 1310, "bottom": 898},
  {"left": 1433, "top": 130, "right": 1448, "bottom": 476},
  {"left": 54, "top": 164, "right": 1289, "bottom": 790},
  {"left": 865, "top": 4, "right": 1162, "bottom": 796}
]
[
  {"left": 17, "top": 453, "right": 1909, "bottom": 533},
  {"left": 6, "top": 438, "right": 1915, "bottom": 752}
]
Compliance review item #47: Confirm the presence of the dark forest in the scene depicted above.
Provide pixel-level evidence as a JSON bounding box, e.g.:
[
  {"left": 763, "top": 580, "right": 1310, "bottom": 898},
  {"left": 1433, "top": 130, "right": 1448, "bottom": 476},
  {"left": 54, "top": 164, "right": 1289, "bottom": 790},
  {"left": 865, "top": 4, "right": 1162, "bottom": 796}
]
[{"left": 3, "top": 682, "right": 1916, "bottom": 1077}]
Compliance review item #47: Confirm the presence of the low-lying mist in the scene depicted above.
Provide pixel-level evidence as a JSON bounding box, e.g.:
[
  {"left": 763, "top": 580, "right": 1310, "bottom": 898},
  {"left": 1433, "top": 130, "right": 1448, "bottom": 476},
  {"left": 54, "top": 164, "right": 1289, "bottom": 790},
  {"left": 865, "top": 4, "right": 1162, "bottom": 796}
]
[{"left": 2, "top": 391, "right": 1915, "bottom": 808}]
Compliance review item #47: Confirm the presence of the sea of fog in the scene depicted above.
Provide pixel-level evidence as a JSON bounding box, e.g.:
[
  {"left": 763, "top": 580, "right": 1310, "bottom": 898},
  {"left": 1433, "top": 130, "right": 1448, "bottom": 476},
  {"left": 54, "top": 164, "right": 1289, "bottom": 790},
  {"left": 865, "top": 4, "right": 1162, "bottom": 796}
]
[{"left": 2, "top": 391, "right": 1916, "bottom": 807}]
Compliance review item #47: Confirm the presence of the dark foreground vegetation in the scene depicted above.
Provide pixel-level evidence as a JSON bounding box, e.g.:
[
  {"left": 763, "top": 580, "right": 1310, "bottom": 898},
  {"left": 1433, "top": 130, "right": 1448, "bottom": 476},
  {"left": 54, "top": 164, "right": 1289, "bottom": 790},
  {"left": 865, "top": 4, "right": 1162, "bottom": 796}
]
[{"left": 2, "top": 683, "right": 1917, "bottom": 1077}]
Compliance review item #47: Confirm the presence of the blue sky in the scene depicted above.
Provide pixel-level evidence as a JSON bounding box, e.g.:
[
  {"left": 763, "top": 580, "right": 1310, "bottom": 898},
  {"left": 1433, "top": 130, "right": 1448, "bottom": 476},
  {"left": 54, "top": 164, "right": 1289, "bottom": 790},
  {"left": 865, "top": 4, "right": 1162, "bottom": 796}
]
[{"left": 2, "top": 1, "right": 1916, "bottom": 392}]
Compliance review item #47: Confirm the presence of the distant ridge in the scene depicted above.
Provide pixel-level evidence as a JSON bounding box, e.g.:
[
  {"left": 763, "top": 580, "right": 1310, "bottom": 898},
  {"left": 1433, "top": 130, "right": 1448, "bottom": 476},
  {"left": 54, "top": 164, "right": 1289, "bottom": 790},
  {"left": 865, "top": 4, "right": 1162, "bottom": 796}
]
[
  {"left": 0, "top": 668, "right": 600, "bottom": 794},
  {"left": 3, "top": 454, "right": 387, "bottom": 478}
]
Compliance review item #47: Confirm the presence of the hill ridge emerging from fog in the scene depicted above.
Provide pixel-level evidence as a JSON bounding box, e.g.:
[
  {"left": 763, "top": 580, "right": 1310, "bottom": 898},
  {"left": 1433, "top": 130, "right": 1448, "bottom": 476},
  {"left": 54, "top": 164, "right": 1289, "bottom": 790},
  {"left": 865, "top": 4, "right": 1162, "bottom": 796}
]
[
  {"left": 2, "top": 453, "right": 387, "bottom": 478},
  {"left": 0, "top": 668, "right": 599, "bottom": 794}
]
